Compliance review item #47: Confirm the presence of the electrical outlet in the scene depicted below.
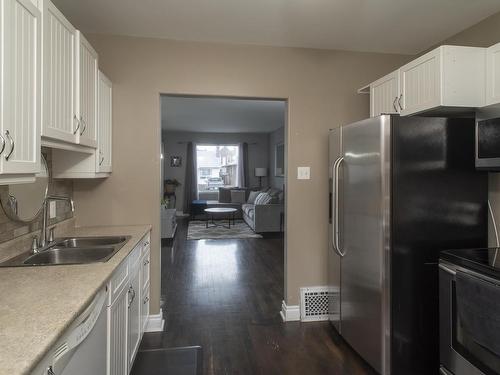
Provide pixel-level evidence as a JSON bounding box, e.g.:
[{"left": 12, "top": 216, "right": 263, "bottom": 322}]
[
  {"left": 49, "top": 201, "right": 57, "bottom": 219},
  {"left": 297, "top": 166, "right": 311, "bottom": 180}
]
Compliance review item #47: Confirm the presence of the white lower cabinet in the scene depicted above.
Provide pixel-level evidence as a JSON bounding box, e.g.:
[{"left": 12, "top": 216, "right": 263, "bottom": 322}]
[
  {"left": 107, "top": 283, "right": 128, "bottom": 375},
  {"left": 127, "top": 256, "right": 141, "bottom": 370},
  {"left": 107, "top": 232, "right": 150, "bottom": 375}
]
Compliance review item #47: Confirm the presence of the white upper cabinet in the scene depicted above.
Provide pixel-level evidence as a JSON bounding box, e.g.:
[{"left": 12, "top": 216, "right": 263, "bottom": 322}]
[
  {"left": 370, "top": 70, "right": 400, "bottom": 117},
  {"left": 366, "top": 45, "right": 487, "bottom": 117},
  {"left": 76, "top": 31, "right": 98, "bottom": 148},
  {"left": 486, "top": 42, "right": 500, "bottom": 106},
  {"left": 0, "top": 0, "right": 41, "bottom": 181},
  {"left": 399, "top": 48, "right": 441, "bottom": 115},
  {"left": 97, "top": 71, "right": 112, "bottom": 173},
  {"left": 42, "top": 0, "right": 77, "bottom": 144}
]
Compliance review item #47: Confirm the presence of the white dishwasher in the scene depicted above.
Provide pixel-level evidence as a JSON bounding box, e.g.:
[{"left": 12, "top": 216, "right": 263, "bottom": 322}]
[{"left": 47, "top": 288, "right": 108, "bottom": 375}]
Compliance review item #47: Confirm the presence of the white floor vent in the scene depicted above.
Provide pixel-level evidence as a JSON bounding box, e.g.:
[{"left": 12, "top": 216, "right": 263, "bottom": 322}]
[{"left": 300, "top": 286, "right": 333, "bottom": 322}]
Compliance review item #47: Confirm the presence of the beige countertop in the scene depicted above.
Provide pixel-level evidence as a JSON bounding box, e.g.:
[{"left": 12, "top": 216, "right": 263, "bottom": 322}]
[{"left": 0, "top": 224, "right": 152, "bottom": 375}]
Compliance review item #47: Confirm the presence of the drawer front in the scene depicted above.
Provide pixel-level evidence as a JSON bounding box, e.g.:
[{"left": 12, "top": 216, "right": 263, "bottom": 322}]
[
  {"left": 141, "top": 248, "right": 150, "bottom": 291},
  {"left": 142, "top": 232, "right": 151, "bottom": 256},
  {"left": 129, "top": 242, "right": 142, "bottom": 271},
  {"left": 108, "top": 260, "right": 128, "bottom": 305}
]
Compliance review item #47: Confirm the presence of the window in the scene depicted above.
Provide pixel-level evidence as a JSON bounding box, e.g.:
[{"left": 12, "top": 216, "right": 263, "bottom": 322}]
[{"left": 196, "top": 145, "right": 239, "bottom": 194}]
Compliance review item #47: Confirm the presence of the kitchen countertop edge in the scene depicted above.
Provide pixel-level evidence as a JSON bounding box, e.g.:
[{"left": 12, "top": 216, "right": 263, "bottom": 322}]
[{"left": 0, "top": 224, "right": 152, "bottom": 375}]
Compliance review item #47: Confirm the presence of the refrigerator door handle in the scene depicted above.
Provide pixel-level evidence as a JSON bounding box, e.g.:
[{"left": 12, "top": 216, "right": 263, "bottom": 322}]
[{"left": 333, "top": 157, "right": 346, "bottom": 257}]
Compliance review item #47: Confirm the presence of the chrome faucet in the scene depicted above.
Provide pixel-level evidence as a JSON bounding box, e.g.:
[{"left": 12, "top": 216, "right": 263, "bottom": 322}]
[{"left": 36, "top": 195, "right": 75, "bottom": 251}]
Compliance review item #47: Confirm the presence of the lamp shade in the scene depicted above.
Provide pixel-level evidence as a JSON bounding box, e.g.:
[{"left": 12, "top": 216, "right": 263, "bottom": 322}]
[{"left": 255, "top": 167, "right": 267, "bottom": 177}]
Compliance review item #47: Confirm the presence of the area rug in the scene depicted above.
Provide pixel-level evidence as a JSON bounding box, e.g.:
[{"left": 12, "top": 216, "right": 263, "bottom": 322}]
[{"left": 187, "top": 220, "right": 263, "bottom": 240}]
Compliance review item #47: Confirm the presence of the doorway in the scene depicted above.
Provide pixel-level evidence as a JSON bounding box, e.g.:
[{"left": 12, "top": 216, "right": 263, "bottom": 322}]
[{"left": 157, "top": 94, "right": 288, "bottom": 373}]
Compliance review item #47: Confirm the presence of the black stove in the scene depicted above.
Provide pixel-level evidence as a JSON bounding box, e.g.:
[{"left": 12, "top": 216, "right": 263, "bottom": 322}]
[{"left": 440, "top": 248, "right": 500, "bottom": 280}]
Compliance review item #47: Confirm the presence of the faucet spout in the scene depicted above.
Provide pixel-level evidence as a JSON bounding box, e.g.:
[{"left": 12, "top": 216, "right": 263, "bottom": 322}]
[{"left": 39, "top": 195, "right": 74, "bottom": 250}]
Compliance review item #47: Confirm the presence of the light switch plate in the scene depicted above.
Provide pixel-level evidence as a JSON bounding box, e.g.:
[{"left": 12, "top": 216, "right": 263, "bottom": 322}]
[
  {"left": 297, "top": 166, "right": 311, "bottom": 180},
  {"left": 49, "top": 201, "right": 57, "bottom": 219}
]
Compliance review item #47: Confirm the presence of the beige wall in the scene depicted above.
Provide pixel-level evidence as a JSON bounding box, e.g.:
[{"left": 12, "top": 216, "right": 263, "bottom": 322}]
[
  {"left": 440, "top": 11, "right": 500, "bottom": 48},
  {"left": 73, "top": 34, "right": 408, "bottom": 311}
]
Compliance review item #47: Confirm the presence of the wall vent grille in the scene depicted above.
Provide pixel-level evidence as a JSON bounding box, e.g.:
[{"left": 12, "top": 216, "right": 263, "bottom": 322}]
[{"left": 300, "top": 286, "right": 333, "bottom": 322}]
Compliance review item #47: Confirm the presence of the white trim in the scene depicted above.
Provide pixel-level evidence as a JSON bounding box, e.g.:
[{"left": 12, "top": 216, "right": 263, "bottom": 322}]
[
  {"left": 145, "top": 308, "right": 165, "bottom": 332},
  {"left": 280, "top": 300, "right": 300, "bottom": 322}
]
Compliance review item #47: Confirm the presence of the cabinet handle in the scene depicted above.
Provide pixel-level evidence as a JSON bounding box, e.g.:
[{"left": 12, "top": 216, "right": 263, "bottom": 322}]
[
  {"left": 80, "top": 116, "right": 87, "bottom": 135},
  {"left": 47, "top": 366, "right": 55, "bottom": 375},
  {"left": 99, "top": 153, "right": 104, "bottom": 166},
  {"left": 143, "top": 296, "right": 149, "bottom": 304},
  {"left": 128, "top": 285, "right": 136, "bottom": 308},
  {"left": 143, "top": 259, "right": 150, "bottom": 266},
  {"left": 4, "top": 130, "right": 14, "bottom": 161},
  {"left": 73, "top": 115, "right": 80, "bottom": 134},
  {"left": 393, "top": 97, "right": 398, "bottom": 112},
  {"left": 398, "top": 94, "right": 403, "bottom": 111},
  {"left": 144, "top": 241, "right": 150, "bottom": 247},
  {"left": 0, "top": 134, "right": 6, "bottom": 156}
]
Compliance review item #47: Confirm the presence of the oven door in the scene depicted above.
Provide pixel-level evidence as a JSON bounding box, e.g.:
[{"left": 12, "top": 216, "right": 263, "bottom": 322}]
[{"left": 440, "top": 263, "right": 500, "bottom": 375}]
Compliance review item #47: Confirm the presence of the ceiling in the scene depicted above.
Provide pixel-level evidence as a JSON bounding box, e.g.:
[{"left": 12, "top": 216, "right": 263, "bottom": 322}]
[
  {"left": 52, "top": 0, "right": 500, "bottom": 54},
  {"left": 161, "top": 96, "right": 286, "bottom": 133}
]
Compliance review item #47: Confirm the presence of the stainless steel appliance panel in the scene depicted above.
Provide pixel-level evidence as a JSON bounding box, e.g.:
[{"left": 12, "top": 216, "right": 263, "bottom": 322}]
[
  {"left": 328, "top": 128, "right": 342, "bottom": 332},
  {"left": 341, "top": 116, "right": 390, "bottom": 374}
]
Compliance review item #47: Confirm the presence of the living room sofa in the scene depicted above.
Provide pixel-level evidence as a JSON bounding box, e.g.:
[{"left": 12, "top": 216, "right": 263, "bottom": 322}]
[
  {"left": 191, "top": 187, "right": 284, "bottom": 232},
  {"left": 242, "top": 201, "right": 283, "bottom": 233}
]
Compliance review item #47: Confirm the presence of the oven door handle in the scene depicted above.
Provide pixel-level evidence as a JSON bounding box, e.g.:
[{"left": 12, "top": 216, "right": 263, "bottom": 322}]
[{"left": 439, "top": 263, "right": 456, "bottom": 275}]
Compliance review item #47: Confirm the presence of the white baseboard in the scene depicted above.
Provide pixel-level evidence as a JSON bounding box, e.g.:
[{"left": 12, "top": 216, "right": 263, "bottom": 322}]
[
  {"left": 280, "top": 300, "right": 300, "bottom": 322},
  {"left": 145, "top": 308, "right": 165, "bottom": 332}
]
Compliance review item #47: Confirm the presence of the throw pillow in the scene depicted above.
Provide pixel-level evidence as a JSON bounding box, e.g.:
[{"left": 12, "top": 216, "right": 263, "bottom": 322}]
[
  {"left": 231, "top": 190, "right": 246, "bottom": 204},
  {"left": 247, "top": 191, "right": 260, "bottom": 204},
  {"left": 254, "top": 192, "right": 272, "bottom": 205}
]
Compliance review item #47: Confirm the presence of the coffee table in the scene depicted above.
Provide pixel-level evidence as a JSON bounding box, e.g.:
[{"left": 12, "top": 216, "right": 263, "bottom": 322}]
[{"left": 204, "top": 207, "right": 238, "bottom": 229}]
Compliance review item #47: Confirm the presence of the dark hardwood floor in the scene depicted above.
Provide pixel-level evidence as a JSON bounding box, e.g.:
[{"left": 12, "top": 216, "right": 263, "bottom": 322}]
[{"left": 135, "top": 218, "right": 376, "bottom": 375}]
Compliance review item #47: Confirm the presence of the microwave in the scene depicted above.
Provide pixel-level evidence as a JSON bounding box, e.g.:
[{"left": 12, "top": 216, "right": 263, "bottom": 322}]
[{"left": 476, "top": 117, "right": 500, "bottom": 170}]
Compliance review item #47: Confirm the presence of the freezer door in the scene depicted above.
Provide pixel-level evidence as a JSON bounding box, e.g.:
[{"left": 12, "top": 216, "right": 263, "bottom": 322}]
[
  {"left": 328, "top": 128, "right": 342, "bottom": 332},
  {"left": 341, "top": 116, "right": 391, "bottom": 374}
]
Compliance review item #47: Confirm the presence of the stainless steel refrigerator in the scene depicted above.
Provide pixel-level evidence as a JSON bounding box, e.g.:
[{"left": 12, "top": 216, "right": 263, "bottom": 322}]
[{"left": 328, "top": 115, "right": 488, "bottom": 375}]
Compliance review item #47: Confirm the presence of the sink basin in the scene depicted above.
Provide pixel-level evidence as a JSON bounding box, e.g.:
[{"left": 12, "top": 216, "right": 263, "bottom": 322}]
[
  {"left": 23, "top": 246, "right": 116, "bottom": 265},
  {"left": 54, "top": 236, "right": 129, "bottom": 248},
  {"left": 0, "top": 235, "right": 131, "bottom": 267}
]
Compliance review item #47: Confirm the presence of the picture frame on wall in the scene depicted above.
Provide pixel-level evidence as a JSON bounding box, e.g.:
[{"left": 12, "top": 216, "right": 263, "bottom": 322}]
[{"left": 170, "top": 156, "right": 182, "bottom": 167}]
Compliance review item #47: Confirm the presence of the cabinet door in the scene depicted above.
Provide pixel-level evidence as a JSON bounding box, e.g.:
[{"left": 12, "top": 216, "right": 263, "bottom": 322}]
[
  {"left": 1, "top": 0, "right": 41, "bottom": 175},
  {"left": 128, "top": 262, "right": 141, "bottom": 371},
  {"left": 141, "top": 286, "right": 150, "bottom": 337},
  {"left": 370, "top": 70, "right": 400, "bottom": 117},
  {"left": 76, "top": 31, "right": 98, "bottom": 148},
  {"left": 486, "top": 43, "right": 500, "bottom": 106},
  {"left": 97, "top": 71, "right": 112, "bottom": 173},
  {"left": 108, "top": 284, "right": 128, "bottom": 375},
  {"left": 400, "top": 48, "right": 441, "bottom": 116},
  {"left": 42, "top": 0, "right": 77, "bottom": 143}
]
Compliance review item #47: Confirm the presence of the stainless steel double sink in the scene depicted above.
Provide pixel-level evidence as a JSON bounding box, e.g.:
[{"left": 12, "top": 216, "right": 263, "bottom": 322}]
[{"left": 0, "top": 236, "right": 131, "bottom": 267}]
